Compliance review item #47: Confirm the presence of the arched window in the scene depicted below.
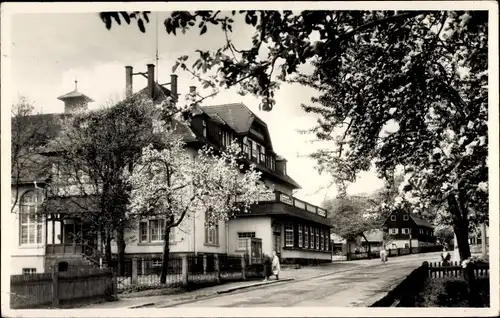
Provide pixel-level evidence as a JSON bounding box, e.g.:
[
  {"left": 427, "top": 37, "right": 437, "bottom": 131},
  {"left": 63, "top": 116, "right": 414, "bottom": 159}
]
[{"left": 19, "top": 190, "right": 43, "bottom": 245}]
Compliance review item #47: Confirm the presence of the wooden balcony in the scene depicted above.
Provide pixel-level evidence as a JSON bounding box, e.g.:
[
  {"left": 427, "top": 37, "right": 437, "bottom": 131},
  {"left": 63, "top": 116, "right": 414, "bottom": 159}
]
[
  {"left": 236, "top": 191, "right": 331, "bottom": 226},
  {"left": 260, "top": 191, "right": 328, "bottom": 218}
]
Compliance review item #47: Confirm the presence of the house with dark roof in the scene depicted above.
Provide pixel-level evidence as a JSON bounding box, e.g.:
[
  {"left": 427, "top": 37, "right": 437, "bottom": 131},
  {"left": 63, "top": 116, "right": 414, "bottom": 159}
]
[
  {"left": 382, "top": 210, "right": 437, "bottom": 249},
  {"left": 10, "top": 64, "right": 332, "bottom": 275}
]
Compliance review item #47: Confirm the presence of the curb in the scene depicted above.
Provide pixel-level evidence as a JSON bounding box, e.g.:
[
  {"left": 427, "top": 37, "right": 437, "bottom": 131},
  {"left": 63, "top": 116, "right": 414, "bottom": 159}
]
[
  {"left": 128, "top": 302, "right": 156, "bottom": 309},
  {"left": 216, "top": 278, "right": 294, "bottom": 294}
]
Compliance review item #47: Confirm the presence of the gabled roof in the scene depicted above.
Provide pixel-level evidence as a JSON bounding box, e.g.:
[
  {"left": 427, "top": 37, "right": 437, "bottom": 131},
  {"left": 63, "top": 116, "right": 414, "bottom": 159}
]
[
  {"left": 201, "top": 102, "right": 275, "bottom": 150},
  {"left": 409, "top": 213, "right": 433, "bottom": 228},
  {"left": 201, "top": 103, "right": 255, "bottom": 134}
]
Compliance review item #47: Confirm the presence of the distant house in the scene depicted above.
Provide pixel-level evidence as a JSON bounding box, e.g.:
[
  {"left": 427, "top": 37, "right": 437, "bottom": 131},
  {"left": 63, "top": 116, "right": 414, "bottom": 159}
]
[
  {"left": 383, "top": 210, "right": 437, "bottom": 249},
  {"left": 336, "top": 229, "right": 384, "bottom": 255}
]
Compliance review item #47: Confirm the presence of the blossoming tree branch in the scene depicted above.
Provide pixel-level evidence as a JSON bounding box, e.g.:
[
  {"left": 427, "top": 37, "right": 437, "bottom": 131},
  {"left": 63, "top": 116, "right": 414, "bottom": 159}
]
[{"left": 126, "top": 127, "right": 272, "bottom": 284}]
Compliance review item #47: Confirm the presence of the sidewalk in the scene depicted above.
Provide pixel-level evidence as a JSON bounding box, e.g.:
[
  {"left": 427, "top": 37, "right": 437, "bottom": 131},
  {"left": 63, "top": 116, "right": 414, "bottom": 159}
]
[{"left": 87, "top": 262, "right": 359, "bottom": 309}]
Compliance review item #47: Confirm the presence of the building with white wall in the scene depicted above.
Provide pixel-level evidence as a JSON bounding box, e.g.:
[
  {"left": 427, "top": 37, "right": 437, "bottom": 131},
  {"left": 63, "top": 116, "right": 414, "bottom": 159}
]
[{"left": 10, "top": 64, "right": 332, "bottom": 274}]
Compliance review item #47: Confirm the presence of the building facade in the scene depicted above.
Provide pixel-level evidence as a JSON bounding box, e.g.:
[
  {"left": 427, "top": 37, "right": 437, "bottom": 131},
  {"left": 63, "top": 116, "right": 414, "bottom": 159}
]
[
  {"left": 383, "top": 210, "right": 437, "bottom": 249},
  {"left": 9, "top": 64, "right": 331, "bottom": 275}
]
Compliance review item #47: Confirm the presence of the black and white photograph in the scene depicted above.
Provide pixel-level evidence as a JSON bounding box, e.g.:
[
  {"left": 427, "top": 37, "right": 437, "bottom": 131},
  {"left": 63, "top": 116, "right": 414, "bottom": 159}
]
[{"left": 1, "top": 2, "right": 498, "bottom": 316}]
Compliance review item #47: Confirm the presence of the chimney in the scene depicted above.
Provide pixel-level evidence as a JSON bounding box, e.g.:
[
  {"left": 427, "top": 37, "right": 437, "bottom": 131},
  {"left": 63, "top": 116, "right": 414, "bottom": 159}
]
[
  {"left": 190, "top": 86, "right": 197, "bottom": 95},
  {"left": 125, "top": 66, "right": 133, "bottom": 98},
  {"left": 147, "top": 64, "right": 155, "bottom": 99},
  {"left": 170, "top": 74, "right": 178, "bottom": 102}
]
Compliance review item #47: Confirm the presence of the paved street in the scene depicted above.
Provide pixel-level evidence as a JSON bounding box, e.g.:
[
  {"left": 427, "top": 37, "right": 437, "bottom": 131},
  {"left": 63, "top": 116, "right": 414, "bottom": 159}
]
[{"left": 158, "top": 252, "right": 443, "bottom": 307}]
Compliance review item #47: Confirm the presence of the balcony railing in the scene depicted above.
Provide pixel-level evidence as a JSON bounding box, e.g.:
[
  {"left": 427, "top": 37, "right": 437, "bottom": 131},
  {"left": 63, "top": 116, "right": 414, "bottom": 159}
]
[{"left": 256, "top": 191, "right": 328, "bottom": 218}]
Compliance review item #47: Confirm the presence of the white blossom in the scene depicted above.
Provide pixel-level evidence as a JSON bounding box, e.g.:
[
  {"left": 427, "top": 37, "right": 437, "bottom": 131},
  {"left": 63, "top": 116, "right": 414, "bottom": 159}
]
[
  {"left": 477, "top": 182, "right": 488, "bottom": 192},
  {"left": 127, "top": 134, "right": 272, "bottom": 234}
]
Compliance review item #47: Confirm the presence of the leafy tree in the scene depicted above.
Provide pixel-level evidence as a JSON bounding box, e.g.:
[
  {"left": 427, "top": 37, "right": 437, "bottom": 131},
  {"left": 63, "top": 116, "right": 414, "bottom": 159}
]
[
  {"left": 323, "top": 195, "right": 373, "bottom": 241},
  {"left": 42, "top": 95, "right": 164, "bottom": 272},
  {"left": 11, "top": 97, "right": 57, "bottom": 213},
  {"left": 127, "top": 133, "right": 271, "bottom": 283},
  {"left": 434, "top": 225, "right": 455, "bottom": 248},
  {"left": 99, "top": 10, "right": 488, "bottom": 260}
]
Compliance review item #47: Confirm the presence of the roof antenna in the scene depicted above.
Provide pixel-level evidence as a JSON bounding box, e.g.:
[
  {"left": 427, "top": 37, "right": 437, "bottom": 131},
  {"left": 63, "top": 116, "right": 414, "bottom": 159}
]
[{"left": 155, "top": 12, "right": 159, "bottom": 82}]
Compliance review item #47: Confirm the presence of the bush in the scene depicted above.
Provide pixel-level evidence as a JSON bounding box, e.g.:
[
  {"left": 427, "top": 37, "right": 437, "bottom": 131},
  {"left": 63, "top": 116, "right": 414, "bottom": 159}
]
[{"left": 415, "top": 277, "right": 490, "bottom": 307}]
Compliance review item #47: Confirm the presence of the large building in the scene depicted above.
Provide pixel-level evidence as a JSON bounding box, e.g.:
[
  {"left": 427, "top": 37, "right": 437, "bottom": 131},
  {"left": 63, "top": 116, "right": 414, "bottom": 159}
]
[{"left": 9, "top": 64, "right": 332, "bottom": 275}]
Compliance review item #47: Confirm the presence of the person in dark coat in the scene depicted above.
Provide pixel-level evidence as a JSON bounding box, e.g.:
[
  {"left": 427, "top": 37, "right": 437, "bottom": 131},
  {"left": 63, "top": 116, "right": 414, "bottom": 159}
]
[{"left": 262, "top": 253, "right": 272, "bottom": 281}]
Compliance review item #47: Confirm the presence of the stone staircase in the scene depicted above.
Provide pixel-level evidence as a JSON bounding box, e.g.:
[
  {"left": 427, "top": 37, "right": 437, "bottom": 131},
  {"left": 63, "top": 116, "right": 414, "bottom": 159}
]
[{"left": 45, "top": 244, "right": 105, "bottom": 272}]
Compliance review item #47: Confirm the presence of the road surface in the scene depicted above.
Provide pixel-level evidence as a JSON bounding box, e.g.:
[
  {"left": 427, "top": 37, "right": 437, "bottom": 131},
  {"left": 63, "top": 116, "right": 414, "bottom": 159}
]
[{"left": 161, "top": 252, "right": 443, "bottom": 307}]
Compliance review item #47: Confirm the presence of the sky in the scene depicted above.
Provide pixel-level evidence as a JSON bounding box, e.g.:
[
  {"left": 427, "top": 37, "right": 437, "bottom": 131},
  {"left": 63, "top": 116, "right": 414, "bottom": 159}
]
[{"left": 7, "top": 11, "right": 385, "bottom": 206}]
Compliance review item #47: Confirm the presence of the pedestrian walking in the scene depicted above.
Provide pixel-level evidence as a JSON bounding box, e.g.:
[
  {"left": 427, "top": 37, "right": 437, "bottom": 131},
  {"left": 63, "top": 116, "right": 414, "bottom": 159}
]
[
  {"left": 380, "top": 247, "right": 388, "bottom": 264},
  {"left": 271, "top": 251, "right": 281, "bottom": 280}
]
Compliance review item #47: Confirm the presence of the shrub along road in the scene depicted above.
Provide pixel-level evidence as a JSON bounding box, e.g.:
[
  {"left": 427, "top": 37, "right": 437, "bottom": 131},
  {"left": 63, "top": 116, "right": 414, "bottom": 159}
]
[{"left": 159, "top": 252, "right": 444, "bottom": 307}]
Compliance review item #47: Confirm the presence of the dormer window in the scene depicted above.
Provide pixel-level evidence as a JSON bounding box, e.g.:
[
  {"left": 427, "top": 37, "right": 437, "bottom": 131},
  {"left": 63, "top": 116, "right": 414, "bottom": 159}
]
[
  {"left": 391, "top": 215, "right": 396, "bottom": 221},
  {"left": 403, "top": 215, "right": 409, "bottom": 221}
]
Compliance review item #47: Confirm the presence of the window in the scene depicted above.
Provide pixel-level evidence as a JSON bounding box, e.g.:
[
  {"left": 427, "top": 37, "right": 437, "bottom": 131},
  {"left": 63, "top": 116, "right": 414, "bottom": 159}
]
[
  {"left": 139, "top": 219, "right": 174, "bottom": 244},
  {"left": 304, "top": 226, "right": 309, "bottom": 248},
  {"left": 237, "top": 232, "right": 255, "bottom": 250},
  {"left": 222, "top": 131, "right": 232, "bottom": 147},
  {"left": 403, "top": 215, "right": 409, "bottom": 221},
  {"left": 202, "top": 120, "right": 207, "bottom": 137},
  {"left": 19, "top": 191, "right": 43, "bottom": 245},
  {"left": 238, "top": 232, "right": 256, "bottom": 238},
  {"left": 139, "top": 222, "right": 148, "bottom": 242},
  {"left": 315, "top": 228, "right": 319, "bottom": 249},
  {"left": 325, "top": 233, "right": 330, "bottom": 251},
  {"left": 243, "top": 137, "right": 250, "bottom": 158},
  {"left": 402, "top": 228, "right": 410, "bottom": 235},
  {"left": 259, "top": 146, "right": 266, "bottom": 163},
  {"left": 152, "top": 259, "right": 162, "bottom": 267},
  {"left": 285, "top": 223, "right": 294, "bottom": 247},
  {"left": 389, "top": 228, "right": 399, "bottom": 235},
  {"left": 251, "top": 140, "right": 258, "bottom": 160},
  {"left": 270, "top": 156, "right": 276, "bottom": 170},
  {"left": 150, "top": 219, "right": 164, "bottom": 242},
  {"left": 205, "top": 211, "right": 219, "bottom": 245},
  {"left": 391, "top": 215, "right": 396, "bottom": 221},
  {"left": 22, "top": 268, "right": 37, "bottom": 275},
  {"left": 309, "top": 226, "right": 314, "bottom": 248},
  {"left": 298, "top": 225, "right": 303, "bottom": 247},
  {"left": 320, "top": 231, "right": 324, "bottom": 250}
]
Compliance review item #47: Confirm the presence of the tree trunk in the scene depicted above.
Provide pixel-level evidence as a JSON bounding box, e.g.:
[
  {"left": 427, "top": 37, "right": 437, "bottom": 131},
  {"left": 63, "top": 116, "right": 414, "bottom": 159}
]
[
  {"left": 361, "top": 233, "right": 371, "bottom": 258},
  {"left": 105, "top": 232, "right": 112, "bottom": 265},
  {"left": 160, "top": 226, "right": 171, "bottom": 284},
  {"left": 447, "top": 194, "right": 471, "bottom": 261},
  {"left": 117, "top": 226, "right": 126, "bottom": 276}
]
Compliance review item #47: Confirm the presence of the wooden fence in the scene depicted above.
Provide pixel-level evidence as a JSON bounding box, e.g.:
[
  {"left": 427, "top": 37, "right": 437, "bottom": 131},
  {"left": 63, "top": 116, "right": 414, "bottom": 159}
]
[
  {"left": 115, "top": 253, "right": 264, "bottom": 291},
  {"left": 346, "top": 245, "right": 443, "bottom": 261},
  {"left": 371, "top": 261, "right": 490, "bottom": 307},
  {"left": 428, "top": 261, "right": 490, "bottom": 279},
  {"left": 10, "top": 268, "right": 117, "bottom": 309}
]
